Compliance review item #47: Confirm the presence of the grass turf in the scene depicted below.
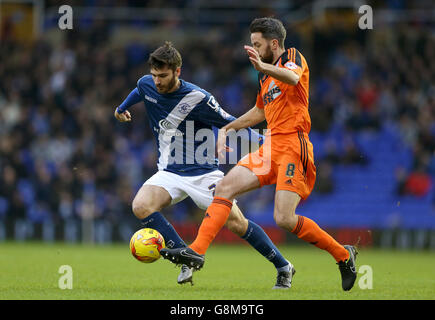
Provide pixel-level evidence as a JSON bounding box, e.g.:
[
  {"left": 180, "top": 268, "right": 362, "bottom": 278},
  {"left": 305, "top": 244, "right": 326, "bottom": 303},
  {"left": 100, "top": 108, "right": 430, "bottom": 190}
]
[{"left": 0, "top": 242, "right": 434, "bottom": 300}]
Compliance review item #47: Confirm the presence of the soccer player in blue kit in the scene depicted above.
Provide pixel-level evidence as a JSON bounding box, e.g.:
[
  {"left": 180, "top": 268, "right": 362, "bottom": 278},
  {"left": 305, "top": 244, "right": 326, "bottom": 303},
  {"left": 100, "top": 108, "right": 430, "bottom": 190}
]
[{"left": 114, "top": 42, "right": 295, "bottom": 288}]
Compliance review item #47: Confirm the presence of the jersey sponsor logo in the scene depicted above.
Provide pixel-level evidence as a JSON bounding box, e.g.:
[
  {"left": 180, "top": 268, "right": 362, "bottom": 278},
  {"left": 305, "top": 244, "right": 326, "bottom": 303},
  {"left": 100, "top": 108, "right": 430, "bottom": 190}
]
[
  {"left": 145, "top": 95, "right": 157, "bottom": 103},
  {"left": 262, "top": 80, "right": 281, "bottom": 106},
  {"left": 284, "top": 61, "right": 298, "bottom": 70}
]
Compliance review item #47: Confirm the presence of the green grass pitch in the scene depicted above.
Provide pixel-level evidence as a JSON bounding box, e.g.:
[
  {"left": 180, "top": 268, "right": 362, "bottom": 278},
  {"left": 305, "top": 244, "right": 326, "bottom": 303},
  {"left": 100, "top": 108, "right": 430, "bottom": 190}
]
[{"left": 1, "top": 242, "right": 434, "bottom": 300}]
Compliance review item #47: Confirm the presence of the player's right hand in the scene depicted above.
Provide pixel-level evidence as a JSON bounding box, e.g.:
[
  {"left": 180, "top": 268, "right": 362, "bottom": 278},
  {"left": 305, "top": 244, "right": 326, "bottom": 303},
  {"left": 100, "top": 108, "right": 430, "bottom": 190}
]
[{"left": 114, "top": 108, "right": 131, "bottom": 122}]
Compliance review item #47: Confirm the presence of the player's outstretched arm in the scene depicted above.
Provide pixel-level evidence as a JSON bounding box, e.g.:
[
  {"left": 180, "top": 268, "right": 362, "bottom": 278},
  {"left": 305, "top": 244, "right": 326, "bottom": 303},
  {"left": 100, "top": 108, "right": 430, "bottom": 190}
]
[
  {"left": 217, "top": 106, "right": 265, "bottom": 158},
  {"left": 222, "top": 105, "right": 265, "bottom": 133},
  {"left": 114, "top": 88, "right": 142, "bottom": 122},
  {"left": 195, "top": 94, "right": 265, "bottom": 158}
]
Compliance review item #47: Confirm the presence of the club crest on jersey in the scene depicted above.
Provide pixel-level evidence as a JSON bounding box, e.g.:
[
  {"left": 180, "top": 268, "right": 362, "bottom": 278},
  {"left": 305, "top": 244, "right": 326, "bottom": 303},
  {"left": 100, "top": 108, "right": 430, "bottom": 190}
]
[
  {"left": 262, "top": 80, "right": 281, "bottom": 106},
  {"left": 178, "top": 103, "right": 191, "bottom": 114}
]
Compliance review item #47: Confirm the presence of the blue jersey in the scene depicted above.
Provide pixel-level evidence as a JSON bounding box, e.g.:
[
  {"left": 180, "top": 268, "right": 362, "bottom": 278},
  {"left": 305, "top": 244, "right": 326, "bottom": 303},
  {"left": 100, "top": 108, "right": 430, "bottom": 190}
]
[{"left": 118, "top": 75, "right": 262, "bottom": 176}]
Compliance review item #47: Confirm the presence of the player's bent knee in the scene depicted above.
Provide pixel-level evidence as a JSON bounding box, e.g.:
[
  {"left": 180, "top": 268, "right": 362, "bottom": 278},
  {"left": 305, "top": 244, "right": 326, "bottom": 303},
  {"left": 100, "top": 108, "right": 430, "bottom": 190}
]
[
  {"left": 132, "top": 201, "right": 157, "bottom": 220},
  {"left": 274, "top": 212, "right": 298, "bottom": 231}
]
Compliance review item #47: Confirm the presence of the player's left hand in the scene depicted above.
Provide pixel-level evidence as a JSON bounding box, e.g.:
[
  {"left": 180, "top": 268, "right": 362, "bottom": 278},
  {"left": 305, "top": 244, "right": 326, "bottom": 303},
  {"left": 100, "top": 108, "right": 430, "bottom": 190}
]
[
  {"left": 244, "top": 45, "right": 265, "bottom": 73},
  {"left": 217, "top": 128, "right": 234, "bottom": 162}
]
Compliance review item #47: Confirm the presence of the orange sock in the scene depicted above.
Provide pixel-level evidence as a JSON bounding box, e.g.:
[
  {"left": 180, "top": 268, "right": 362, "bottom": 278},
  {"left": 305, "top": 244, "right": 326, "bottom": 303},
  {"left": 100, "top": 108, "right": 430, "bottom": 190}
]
[
  {"left": 292, "top": 215, "right": 349, "bottom": 262},
  {"left": 189, "top": 197, "right": 233, "bottom": 255}
]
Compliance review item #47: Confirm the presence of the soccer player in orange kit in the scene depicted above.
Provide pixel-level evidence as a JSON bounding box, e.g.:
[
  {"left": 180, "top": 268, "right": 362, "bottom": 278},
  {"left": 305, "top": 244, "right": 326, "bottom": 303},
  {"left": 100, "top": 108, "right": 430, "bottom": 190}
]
[{"left": 161, "top": 17, "right": 358, "bottom": 291}]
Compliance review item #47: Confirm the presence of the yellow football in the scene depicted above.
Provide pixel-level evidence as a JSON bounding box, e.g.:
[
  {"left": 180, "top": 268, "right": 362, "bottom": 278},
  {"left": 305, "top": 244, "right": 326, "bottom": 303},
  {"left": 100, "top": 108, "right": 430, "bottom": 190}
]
[{"left": 129, "top": 228, "right": 165, "bottom": 263}]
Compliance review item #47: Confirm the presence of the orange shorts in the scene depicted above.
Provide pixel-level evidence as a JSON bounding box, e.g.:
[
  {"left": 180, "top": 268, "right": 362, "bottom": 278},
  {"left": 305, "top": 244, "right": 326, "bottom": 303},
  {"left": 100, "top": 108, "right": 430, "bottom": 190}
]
[{"left": 238, "top": 131, "right": 316, "bottom": 200}]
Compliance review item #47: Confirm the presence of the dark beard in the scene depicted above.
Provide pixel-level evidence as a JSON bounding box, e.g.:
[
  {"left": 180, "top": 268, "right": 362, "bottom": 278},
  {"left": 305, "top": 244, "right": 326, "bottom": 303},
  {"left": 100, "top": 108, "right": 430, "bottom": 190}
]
[
  {"left": 166, "top": 75, "right": 177, "bottom": 92},
  {"left": 157, "top": 74, "right": 178, "bottom": 93},
  {"left": 261, "top": 46, "right": 274, "bottom": 64}
]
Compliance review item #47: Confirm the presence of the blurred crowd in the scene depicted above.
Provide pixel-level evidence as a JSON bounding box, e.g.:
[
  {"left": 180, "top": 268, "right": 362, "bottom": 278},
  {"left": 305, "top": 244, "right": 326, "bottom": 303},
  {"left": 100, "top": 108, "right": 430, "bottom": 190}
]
[
  {"left": 310, "top": 24, "right": 435, "bottom": 197},
  {"left": 0, "top": 3, "right": 434, "bottom": 241}
]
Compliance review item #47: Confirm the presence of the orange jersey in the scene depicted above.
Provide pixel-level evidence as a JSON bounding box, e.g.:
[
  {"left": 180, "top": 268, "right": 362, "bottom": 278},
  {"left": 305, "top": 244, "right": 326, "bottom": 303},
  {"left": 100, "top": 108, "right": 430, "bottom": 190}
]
[{"left": 256, "top": 48, "right": 311, "bottom": 139}]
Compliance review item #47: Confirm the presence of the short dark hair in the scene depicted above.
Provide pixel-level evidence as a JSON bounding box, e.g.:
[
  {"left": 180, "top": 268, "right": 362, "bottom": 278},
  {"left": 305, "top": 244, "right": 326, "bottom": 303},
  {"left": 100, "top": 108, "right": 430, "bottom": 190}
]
[
  {"left": 148, "top": 41, "right": 182, "bottom": 71},
  {"left": 249, "top": 17, "right": 286, "bottom": 48}
]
